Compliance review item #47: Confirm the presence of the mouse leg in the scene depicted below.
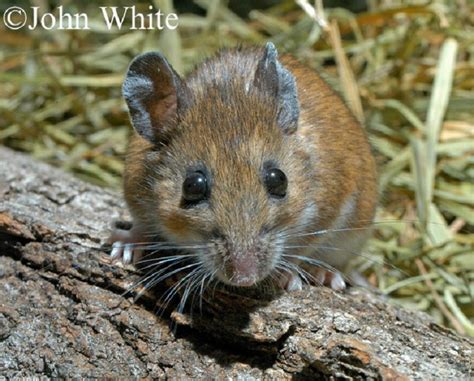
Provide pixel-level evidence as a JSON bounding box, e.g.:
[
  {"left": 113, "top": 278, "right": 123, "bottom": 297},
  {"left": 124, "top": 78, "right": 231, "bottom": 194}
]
[{"left": 108, "top": 224, "right": 146, "bottom": 265}]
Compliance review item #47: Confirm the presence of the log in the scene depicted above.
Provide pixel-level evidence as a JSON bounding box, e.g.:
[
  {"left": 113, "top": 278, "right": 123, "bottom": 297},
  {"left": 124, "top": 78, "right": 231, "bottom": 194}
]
[{"left": 0, "top": 146, "right": 472, "bottom": 379}]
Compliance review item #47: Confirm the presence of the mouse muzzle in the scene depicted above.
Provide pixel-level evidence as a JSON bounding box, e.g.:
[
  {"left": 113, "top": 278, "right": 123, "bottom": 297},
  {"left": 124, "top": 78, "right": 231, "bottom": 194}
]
[
  {"left": 212, "top": 231, "right": 274, "bottom": 287},
  {"left": 224, "top": 249, "right": 260, "bottom": 287}
]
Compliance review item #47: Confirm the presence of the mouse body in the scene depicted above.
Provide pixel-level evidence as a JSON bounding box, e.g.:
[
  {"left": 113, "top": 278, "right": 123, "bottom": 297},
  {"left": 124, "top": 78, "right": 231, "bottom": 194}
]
[{"left": 110, "top": 43, "right": 377, "bottom": 291}]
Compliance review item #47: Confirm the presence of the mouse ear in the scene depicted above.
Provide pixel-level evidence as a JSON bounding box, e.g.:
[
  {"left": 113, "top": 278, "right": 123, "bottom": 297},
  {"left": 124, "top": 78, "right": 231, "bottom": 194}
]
[
  {"left": 253, "top": 42, "right": 299, "bottom": 134},
  {"left": 123, "top": 52, "right": 190, "bottom": 143}
]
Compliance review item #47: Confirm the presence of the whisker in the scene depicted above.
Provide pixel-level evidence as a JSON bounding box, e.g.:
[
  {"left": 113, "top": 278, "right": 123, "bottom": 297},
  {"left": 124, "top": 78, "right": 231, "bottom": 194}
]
[
  {"left": 211, "top": 276, "right": 221, "bottom": 299},
  {"left": 121, "top": 261, "right": 179, "bottom": 299},
  {"left": 276, "top": 259, "right": 315, "bottom": 286},
  {"left": 189, "top": 272, "right": 208, "bottom": 314},
  {"left": 135, "top": 246, "right": 214, "bottom": 264},
  {"left": 275, "top": 217, "right": 444, "bottom": 241},
  {"left": 132, "top": 252, "right": 196, "bottom": 272},
  {"left": 119, "top": 244, "right": 210, "bottom": 253},
  {"left": 158, "top": 266, "right": 203, "bottom": 317},
  {"left": 267, "top": 268, "right": 283, "bottom": 289},
  {"left": 127, "top": 260, "right": 199, "bottom": 301},
  {"left": 135, "top": 253, "right": 199, "bottom": 266},
  {"left": 198, "top": 270, "right": 216, "bottom": 314},
  {"left": 183, "top": 270, "right": 208, "bottom": 316},
  {"left": 144, "top": 261, "right": 200, "bottom": 293},
  {"left": 290, "top": 225, "right": 376, "bottom": 239},
  {"left": 282, "top": 244, "right": 409, "bottom": 277},
  {"left": 281, "top": 254, "right": 352, "bottom": 285}
]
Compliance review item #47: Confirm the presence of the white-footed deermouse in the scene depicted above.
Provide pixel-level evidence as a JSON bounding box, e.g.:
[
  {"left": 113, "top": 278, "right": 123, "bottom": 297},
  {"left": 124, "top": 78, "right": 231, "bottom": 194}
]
[{"left": 109, "top": 43, "right": 377, "bottom": 292}]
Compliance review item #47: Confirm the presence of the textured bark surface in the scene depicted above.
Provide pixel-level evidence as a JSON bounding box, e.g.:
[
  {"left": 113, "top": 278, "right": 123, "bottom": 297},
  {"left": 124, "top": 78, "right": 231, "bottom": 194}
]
[{"left": 0, "top": 146, "right": 472, "bottom": 379}]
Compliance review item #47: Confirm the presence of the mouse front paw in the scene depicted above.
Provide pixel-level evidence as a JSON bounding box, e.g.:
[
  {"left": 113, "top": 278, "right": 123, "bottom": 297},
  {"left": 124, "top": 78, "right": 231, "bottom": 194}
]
[
  {"left": 276, "top": 269, "right": 346, "bottom": 291},
  {"left": 277, "top": 271, "right": 304, "bottom": 291},
  {"left": 108, "top": 227, "right": 145, "bottom": 265},
  {"left": 312, "top": 268, "right": 346, "bottom": 290}
]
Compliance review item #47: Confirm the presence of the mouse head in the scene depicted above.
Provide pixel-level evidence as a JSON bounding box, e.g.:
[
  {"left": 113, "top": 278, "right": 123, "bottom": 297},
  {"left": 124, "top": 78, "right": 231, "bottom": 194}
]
[{"left": 123, "top": 43, "right": 316, "bottom": 287}]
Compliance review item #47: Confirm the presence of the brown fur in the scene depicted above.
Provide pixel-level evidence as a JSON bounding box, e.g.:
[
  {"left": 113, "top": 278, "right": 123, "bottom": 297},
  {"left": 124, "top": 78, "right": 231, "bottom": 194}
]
[{"left": 122, "top": 46, "right": 377, "bottom": 286}]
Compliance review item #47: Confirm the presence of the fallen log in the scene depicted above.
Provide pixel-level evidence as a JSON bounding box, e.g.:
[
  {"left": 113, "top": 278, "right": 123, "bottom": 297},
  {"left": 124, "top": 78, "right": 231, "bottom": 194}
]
[{"left": 0, "top": 146, "right": 472, "bottom": 379}]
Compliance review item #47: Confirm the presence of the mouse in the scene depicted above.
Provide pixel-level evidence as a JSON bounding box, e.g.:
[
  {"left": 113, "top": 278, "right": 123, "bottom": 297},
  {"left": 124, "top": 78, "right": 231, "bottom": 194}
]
[{"left": 109, "top": 42, "right": 377, "bottom": 292}]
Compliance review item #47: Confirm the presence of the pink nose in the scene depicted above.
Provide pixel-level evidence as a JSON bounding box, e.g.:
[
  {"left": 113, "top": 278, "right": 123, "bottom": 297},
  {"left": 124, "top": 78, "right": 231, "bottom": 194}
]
[{"left": 228, "top": 255, "right": 258, "bottom": 287}]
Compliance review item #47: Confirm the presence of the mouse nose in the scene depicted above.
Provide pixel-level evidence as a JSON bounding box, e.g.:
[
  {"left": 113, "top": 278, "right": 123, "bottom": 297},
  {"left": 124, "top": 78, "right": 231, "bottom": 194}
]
[
  {"left": 211, "top": 228, "right": 264, "bottom": 287},
  {"left": 227, "top": 254, "right": 259, "bottom": 287}
]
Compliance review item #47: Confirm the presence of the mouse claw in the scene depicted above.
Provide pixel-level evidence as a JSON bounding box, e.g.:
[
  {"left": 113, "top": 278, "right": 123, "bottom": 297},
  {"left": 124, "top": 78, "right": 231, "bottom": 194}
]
[
  {"left": 312, "top": 268, "right": 346, "bottom": 291},
  {"left": 277, "top": 271, "right": 303, "bottom": 291},
  {"left": 122, "top": 244, "right": 134, "bottom": 264},
  {"left": 286, "top": 273, "right": 303, "bottom": 291},
  {"left": 329, "top": 272, "right": 346, "bottom": 290},
  {"left": 110, "top": 242, "right": 123, "bottom": 259},
  {"left": 108, "top": 227, "right": 146, "bottom": 265},
  {"left": 109, "top": 240, "right": 141, "bottom": 265}
]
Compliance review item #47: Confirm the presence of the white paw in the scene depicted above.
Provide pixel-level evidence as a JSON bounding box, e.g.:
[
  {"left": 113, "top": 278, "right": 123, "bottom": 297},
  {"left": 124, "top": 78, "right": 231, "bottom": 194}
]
[
  {"left": 108, "top": 227, "right": 145, "bottom": 265},
  {"left": 110, "top": 241, "right": 135, "bottom": 264},
  {"left": 286, "top": 274, "right": 303, "bottom": 291},
  {"left": 328, "top": 272, "right": 346, "bottom": 291},
  {"left": 311, "top": 268, "right": 346, "bottom": 290},
  {"left": 278, "top": 271, "right": 303, "bottom": 291}
]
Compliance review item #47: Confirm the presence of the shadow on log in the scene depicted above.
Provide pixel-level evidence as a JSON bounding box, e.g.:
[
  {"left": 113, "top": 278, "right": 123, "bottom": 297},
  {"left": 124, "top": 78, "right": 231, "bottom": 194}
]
[{"left": 0, "top": 147, "right": 472, "bottom": 379}]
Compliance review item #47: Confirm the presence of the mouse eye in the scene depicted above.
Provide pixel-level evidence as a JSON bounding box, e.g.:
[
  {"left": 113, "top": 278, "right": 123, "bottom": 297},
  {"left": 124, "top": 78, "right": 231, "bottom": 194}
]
[
  {"left": 182, "top": 171, "right": 209, "bottom": 204},
  {"left": 264, "top": 168, "right": 287, "bottom": 198}
]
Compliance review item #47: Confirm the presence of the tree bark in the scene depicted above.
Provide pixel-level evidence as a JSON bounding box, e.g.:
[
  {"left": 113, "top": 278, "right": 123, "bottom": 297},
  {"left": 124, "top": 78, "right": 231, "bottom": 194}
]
[{"left": 0, "top": 146, "right": 472, "bottom": 380}]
